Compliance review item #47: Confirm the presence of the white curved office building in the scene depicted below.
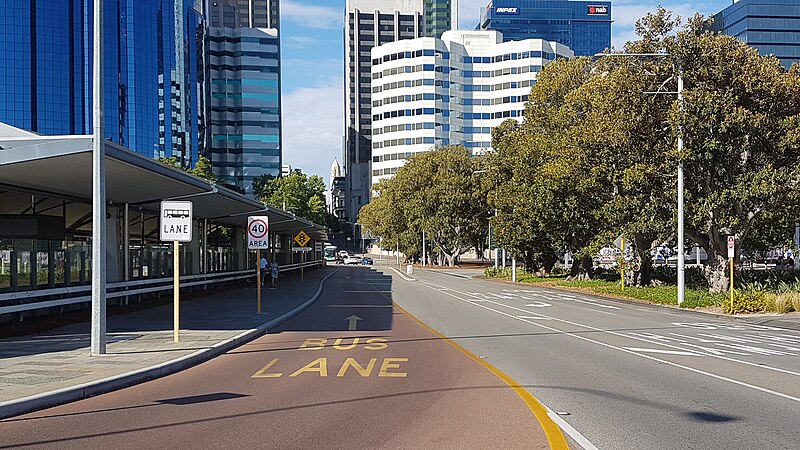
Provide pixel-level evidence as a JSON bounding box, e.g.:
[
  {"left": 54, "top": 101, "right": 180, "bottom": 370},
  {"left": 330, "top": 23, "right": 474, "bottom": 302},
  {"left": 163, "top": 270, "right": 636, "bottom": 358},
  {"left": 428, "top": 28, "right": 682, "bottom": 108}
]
[{"left": 370, "top": 30, "right": 572, "bottom": 185}]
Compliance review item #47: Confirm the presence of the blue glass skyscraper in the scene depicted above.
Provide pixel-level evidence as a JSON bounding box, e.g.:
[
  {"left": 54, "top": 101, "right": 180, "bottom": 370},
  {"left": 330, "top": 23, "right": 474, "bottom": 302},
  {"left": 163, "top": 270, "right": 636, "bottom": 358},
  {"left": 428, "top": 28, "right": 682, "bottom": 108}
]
[
  {"left": 712, "top": 0, "right": 800, "bottom": 69},
  {"left": 206, "top": 0, "right": 282, "bottom": 195},
  {"left": 478, "top": 0, "right": 611, "bottom": 57},
  {"left": 0, "top": 0, "right": 204, "bottom": 166}
]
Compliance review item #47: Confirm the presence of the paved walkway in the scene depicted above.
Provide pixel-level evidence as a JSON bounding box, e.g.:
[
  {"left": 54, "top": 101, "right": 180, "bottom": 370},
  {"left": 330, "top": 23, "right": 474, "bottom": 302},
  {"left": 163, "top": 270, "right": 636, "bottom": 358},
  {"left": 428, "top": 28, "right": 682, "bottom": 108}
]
[{"left": 0, "top": 267, "right": 337, "bottom": 418}]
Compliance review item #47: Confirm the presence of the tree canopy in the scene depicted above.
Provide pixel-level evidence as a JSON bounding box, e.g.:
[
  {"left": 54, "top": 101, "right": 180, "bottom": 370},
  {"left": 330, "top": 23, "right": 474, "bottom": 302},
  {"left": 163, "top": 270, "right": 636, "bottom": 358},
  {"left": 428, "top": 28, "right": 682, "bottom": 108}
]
[
  {"left": 254, "top": 170, "right": 329, "bottom": 226},
  {"left": 358, "top": 146, "right": 490, "bottom": 266},
  {"left": 158, "top": 155, "right": 218, "bottom": 183},
  {"left": 488, "top": 7, "right": 800, "bottom": 291}
]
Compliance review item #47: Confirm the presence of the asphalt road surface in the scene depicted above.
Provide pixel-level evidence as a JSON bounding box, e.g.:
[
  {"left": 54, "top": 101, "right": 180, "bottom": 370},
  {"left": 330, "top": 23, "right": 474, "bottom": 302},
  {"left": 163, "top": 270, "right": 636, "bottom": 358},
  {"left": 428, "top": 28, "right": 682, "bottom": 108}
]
[
  {"left": 0, "top": 267, "right": 559, "bottom": 449},
  {"left": 394, "top": 267, "right": 800, "bottom": 449}
]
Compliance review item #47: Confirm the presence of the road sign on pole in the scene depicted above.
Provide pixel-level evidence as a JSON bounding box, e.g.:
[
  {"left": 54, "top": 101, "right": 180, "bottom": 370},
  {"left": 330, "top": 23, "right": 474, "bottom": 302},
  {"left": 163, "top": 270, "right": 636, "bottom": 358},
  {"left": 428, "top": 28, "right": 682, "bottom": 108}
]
[
  {"left": 294, "top": 230, "right": 311, "bottom": 247},
  {"left": 728, "top": 235, "right": 735, "bottom": 310},
  {"left": 248, "top": 216, "right": 270, "bottom": 249},
  {"left": 727, "top": 235, "right": 735, "bottom": 259},
  {"left": 160, "top": 201, "right": 192, "bottom": 343},
  {"left": 160, "top": 201, "right": 193, "bottom": 242}
]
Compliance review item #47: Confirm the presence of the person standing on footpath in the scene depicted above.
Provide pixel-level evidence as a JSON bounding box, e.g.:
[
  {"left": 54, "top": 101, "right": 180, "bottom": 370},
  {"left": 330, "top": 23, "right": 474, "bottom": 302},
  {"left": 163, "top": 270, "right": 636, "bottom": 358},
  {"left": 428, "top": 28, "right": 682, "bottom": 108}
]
[
  {"left": 270, "top": 259, "right": 279, "bottom": 288},
  {"left": 259, "top": 255, "right": 268, "bottom": 285}
]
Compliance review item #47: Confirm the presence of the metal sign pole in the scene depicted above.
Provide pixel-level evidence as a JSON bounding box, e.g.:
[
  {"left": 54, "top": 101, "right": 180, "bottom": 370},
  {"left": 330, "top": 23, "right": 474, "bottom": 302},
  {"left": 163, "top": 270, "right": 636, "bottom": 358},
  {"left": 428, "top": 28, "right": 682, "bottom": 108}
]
[
  {"left": 257, "top": 249, "right": 262, "bottom": 314},
  {"left": 301, "top": 251, "right": 305, "bottom": 284},
  {"left": 174, "top": 241, "right": 180, "bottom": 343},
  {"left": 91, "top": 0, "right": 107, "bottom": 356},
  {"left": 621, "top": 236, "right": 625, "bottom": 291}
]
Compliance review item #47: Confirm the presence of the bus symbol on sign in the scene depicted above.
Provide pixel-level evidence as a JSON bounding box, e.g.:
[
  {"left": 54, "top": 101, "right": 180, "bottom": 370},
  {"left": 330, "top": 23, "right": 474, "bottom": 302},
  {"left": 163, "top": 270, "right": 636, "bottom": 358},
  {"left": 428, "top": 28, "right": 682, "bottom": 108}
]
[{"left": 164, "top": 209, "right": 190, "bottom": 219}]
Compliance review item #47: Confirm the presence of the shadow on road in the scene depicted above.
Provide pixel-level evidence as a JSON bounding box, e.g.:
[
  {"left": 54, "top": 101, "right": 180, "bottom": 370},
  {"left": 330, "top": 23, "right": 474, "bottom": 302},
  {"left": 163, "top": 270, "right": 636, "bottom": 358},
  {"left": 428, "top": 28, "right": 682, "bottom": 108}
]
[{"left": 270, "top": 267, "right": 394, "bottom": 333}]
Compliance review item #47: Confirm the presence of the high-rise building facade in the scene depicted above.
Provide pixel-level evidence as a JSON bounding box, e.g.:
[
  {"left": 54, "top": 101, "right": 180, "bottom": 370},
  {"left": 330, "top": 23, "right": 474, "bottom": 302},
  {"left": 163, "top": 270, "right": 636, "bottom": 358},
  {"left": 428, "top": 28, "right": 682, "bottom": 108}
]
[
  {"left": 344, "top": 0, "right": 450, "bottom": 226},
  {"left": 712, "top": 0, "right": 800, "bottom": 68},
  {"left": 425, "top": 0, "right": 451, "bottom": 38},
  {"left": 478, "top": 0, "right": 611, "bottom": 57},
  {"left": 370, "top": 30, "right": 572, "bottom": 185},
  {"left": 205, "top": 0, "right": 282, "bottom": 195},
  {"left": 0, "top": 0, "right": 204, "bottom": 166},
  {"left": 208, "top": 0, "right": 279, "bottom": 28}
]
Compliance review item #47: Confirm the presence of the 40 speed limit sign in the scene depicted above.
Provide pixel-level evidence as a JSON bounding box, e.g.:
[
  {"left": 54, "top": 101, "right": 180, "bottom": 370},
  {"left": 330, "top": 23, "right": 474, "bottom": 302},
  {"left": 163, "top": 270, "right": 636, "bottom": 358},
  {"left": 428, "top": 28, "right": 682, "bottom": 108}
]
[{"left": 247, "top": 216, "right": 269, "bottom": 249}]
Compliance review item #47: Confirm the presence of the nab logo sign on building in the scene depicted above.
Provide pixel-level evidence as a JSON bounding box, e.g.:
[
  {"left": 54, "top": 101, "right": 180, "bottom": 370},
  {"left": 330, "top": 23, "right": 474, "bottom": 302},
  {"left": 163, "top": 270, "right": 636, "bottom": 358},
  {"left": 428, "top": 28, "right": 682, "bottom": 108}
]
[
  {"left": 160, "top": 201, "right": 193, "bottom": 242},
  {"left": 588, "top": 5, "right": 609, "bottom": 15}
]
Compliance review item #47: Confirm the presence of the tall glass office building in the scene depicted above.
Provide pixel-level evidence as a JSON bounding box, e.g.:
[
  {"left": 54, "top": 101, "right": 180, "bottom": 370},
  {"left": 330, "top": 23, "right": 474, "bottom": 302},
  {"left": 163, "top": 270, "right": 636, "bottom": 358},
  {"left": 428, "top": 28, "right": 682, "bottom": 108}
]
[
  {"left": 712, "top": 0, "right": 800, "bottom": 69},
  {"left": 206, "top": 0, "right": 282, "bottom": 195},
  {"left": 0, "top": 0, "right": 204, "bottom": 166},
  {"left": 478, "top": 0, "right": 611, "bottom": 56},
  {"left": 206, "top": 28, "right": 281, "bottom": 195}
]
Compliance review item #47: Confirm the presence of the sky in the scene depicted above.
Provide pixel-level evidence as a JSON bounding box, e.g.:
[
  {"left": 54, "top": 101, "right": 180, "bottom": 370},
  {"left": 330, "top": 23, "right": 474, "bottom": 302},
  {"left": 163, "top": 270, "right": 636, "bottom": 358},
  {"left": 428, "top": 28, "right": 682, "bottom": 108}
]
[{"left": 278, "top": 0, "right": 734, "bottom": 188}]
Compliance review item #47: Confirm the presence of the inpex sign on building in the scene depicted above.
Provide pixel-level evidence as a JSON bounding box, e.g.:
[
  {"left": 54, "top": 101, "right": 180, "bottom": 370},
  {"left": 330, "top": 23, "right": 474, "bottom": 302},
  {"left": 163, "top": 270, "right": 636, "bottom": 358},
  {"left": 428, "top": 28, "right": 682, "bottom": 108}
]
[{"left": 495, "top": 6, "right": 520, "bottom": 14}]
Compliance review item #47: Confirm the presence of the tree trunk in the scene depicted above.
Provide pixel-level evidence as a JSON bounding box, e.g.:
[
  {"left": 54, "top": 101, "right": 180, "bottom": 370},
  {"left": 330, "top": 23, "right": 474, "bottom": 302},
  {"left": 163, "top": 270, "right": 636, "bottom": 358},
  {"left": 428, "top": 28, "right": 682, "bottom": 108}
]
[
  {"left": 568, "top": 255, "right": 593, "bottom": 280},
  {"left": 705, "top": 251, "right": 729, "bottom": 293},
  {"left": 569, "top": 258, "right": 581, "bottom": 277},
  {"left": 634, "top": 234, "right": 653, "bottom": 287},
  {"left": 542, "top": 251, "right": 558, "bottom": 275}
]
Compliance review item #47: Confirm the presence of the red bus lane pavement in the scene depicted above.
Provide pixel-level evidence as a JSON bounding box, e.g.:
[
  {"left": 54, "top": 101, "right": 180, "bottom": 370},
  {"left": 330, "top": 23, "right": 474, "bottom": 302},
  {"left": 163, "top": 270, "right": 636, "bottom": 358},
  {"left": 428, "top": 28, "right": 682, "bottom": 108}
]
[{"left": 0, "top": 267, "right": 565, "bottom": 449}]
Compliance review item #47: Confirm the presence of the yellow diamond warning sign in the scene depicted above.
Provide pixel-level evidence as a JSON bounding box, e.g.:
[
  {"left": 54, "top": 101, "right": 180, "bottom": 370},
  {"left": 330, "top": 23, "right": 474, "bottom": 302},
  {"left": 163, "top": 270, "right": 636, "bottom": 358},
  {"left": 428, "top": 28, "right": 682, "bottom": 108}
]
[{"left": 294, "top": 230, "right": 311, "bottom": 247}]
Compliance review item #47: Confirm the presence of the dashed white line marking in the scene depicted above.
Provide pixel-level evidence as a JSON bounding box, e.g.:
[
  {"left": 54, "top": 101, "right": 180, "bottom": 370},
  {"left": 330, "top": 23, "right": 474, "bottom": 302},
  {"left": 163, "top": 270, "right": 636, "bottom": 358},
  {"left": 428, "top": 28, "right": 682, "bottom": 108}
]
[{"left": 623, "top": 347, "right": 701, "bottom": 356}]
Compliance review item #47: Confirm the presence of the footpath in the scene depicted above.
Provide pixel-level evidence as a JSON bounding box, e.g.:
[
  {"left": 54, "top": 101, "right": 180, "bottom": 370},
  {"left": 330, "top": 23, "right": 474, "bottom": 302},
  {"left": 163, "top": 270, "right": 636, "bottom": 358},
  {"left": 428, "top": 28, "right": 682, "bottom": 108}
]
[{"left": 0, "top": 267, "right": 337, "bottom": 419}]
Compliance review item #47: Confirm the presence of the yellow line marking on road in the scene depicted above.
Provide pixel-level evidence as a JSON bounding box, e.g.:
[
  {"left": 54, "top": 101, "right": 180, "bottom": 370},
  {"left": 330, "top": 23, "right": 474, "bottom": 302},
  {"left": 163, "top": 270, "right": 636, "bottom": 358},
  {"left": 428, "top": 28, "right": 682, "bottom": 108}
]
[
  {"left": 251, "top": 358, "right": 283, "bottom": 378},
  {"left": 393, "top": 302, "right": 569, "bottom": 450}
]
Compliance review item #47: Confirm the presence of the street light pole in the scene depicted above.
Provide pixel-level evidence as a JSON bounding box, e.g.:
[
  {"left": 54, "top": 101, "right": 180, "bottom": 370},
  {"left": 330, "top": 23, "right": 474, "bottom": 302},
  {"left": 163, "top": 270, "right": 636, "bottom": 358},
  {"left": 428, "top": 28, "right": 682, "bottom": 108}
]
[
  {"left": 91, "top": 0, "right": 107, "bottom": 355},
  {"left": 595, "top": 52, "right": 685, "bottom": 305},
  {"left": 677, "top": 73, "right": 685, "bottom": 305}
]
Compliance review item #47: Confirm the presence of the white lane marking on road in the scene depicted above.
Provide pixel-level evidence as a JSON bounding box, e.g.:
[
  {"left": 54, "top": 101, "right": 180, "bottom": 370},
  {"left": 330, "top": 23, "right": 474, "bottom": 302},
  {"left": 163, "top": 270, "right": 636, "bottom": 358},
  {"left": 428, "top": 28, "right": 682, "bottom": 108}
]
[
  {"left": 327, "top": 304, "right": 393, "bottom": 308},
  {"left": 543, "top": 293, "right": 621, "bottom": 310},
  {"left": 424, "top": 286, "right": 800, "bottom": 405},
  {"left": 588, "top": 309, "right": 618, "bottom": 316},
  {"left": 623, "top": 347, "right": 701, "bottom": 356},
  {"left": 517, "top": 316, "right": 552, "bottom": 320},
  {"left": 340, "top": 291, "right": 393, "bottom": 294},
  {"left": 487, "top": 294, "right": 800, "bottom": 378},
  {"left": 545, "top": 410, "right": 600, "bottom": 450},
  {"left": 525, "top": 302, "right": 552, "bottom": 308}
]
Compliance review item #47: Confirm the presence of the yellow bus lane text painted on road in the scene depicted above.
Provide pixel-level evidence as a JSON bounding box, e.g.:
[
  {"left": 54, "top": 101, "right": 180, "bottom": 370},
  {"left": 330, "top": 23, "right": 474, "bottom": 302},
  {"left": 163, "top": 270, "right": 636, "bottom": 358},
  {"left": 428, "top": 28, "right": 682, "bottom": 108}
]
[{"left": 251, "top": 337, "right": 407, "bottom": 379}]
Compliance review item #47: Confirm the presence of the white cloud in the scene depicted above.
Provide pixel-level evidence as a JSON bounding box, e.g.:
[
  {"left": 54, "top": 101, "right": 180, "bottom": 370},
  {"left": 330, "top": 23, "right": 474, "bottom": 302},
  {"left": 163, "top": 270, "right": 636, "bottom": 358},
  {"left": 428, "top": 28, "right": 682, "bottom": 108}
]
[
  {"left": 281, "top": 81, "right": 344, "bottom": 187},
  {"left": 282, "top": 0, "right": 343, "bottom": 30}
]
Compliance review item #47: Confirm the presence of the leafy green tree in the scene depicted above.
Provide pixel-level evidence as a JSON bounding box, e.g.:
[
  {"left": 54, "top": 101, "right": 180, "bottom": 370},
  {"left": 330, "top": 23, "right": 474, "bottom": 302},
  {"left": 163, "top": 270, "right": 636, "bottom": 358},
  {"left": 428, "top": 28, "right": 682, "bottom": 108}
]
[
  {"left": 358, "top": 146, "right": 490, "bottom": 266},
  {"left": 157, "top": 155, "right": 217, "bottom": 183},
  {"left": 626, "top": 8, "right": 800, "bottom": 291},
  {"left": 253, "top": 170, "right": 329, "bottom": 225}
]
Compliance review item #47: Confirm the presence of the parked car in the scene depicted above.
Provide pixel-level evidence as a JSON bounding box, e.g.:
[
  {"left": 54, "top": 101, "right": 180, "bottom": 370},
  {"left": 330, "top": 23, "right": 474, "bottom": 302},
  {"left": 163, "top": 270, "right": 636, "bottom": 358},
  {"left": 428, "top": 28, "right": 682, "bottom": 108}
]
[
  {"left": 361, "top": 257, "right": 374, "bottom": 265},
  {"left": 345, "top": 255, "right": 362, "bottom": 265}
]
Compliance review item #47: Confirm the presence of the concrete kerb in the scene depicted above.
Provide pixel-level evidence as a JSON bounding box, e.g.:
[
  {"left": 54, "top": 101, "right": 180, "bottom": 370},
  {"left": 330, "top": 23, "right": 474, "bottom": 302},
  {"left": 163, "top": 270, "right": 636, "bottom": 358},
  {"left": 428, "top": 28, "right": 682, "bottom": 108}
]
[
  {"left": 388, "top": 265, "right": 416, "bottom": 281},
  {"left": 482, "top": 276, "right": 800, "bottom": 332},
  {"left": 0, "top": 268, "right": 340, "bottom": 420}
]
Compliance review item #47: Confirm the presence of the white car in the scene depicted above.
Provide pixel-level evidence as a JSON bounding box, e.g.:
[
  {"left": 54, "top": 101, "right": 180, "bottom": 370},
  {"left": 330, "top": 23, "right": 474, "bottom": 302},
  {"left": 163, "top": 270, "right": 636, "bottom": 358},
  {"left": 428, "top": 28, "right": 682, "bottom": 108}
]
[{"left": 345, "top": 255, "right": 362, "bottom": 265}]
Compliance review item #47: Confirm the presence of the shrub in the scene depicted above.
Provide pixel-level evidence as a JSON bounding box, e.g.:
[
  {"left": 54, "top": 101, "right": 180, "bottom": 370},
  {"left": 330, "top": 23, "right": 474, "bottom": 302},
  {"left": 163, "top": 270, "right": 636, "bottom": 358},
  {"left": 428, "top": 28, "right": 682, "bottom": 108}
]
[
  {"left": 484, "top": 266, "right": 512, "bottom": 278},
  {"left": 793, "top": 294, "right": 800, "bottom": 313},
  {"left": 769, "top": 293, "right": 795, "bottom": 314},
  {"left": 650, "top": 266, "right": 707, "bottom": 289},
  {"left": 724, "top": 290, "right": 767, "bottom": 314}
]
